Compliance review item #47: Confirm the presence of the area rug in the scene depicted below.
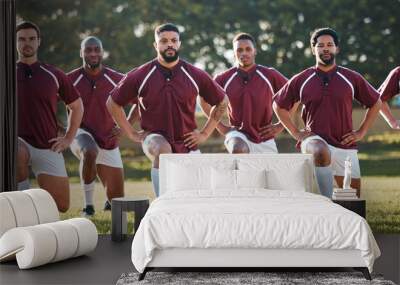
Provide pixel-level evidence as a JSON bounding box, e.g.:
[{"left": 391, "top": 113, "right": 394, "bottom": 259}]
[{"left": 116, "top": 271, "right": 396, "bottom": 285}]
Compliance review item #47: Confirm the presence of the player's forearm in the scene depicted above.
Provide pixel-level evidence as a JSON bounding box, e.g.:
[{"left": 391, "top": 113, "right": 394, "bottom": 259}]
[
  {"left": 201, "top": 96, "right": 229, "bottom": 137},
  {"left": 273, "top": 102, "right": 300, "bottom": 140},
  {"left": 199, "top": 97, "right": 212, "bottom": 117},
  {"left": 380, "top": 101, "right": 399, "bottom": 128},
  {"left": 358, "top": 99, "right": 382, "bottom": 136},
  {"left": 200, "top": 96, "right": 231, "bottom": 135},
  {"left": 272, "top": 102, "right": 301, "bottom": 129},
  {"left": 65, "top": 98, "right": 83, "bottom": 141},
  {"left": 106, "top": 97, "right": 139, "bottom": 141},
  {"left": 127, "top": 104, "right": 140, "bottom": 125},
  {"left": 216, "top": 121, "right": 232, "bottom": 135}
]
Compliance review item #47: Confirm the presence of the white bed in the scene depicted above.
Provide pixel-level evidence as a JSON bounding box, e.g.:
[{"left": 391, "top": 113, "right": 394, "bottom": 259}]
[{"left": 131, "top": 154, "right": 380, "bottom": 280}]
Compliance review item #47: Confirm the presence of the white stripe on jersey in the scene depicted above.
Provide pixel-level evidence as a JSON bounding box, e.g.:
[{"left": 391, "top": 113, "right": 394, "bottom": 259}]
[
  {"left": 256, "top": 69, "right": 274, "bottom": 94},
  {"left": 104, "top": 73, "right": 117, "bottom": 87},
  {"left": 73, "top": 74, "right": 83, "bottom": 86},
  {"left": 223, "top": 72, "right": 238, "bottom": 91},
  {"left": 337, "top": 71, "right": 355, "bottom": 99},
  {"left": 180, "top": 66, "right": 199, "bottom": 94},
  {"left": 299, "top": 73, "right": 316, "bottom": 100},
  {"left": 138, "top": 97, "right": 146, "bottom": 111},
  {"left": 138, "top": 65, "right": 156, "bottom": 95},
  {"left": 40, "top": 65, "right": 60, "bottom": 90}
]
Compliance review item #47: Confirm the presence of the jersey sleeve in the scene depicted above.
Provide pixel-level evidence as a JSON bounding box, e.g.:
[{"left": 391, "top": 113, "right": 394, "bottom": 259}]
[
  {"left": 353, "top": 73, "right": 380, "bottom": 108},
  {"left": 197, "top": 70, "right": 226, "bottom": 106},
  {"left": 57, "top": 70, "right": 80, "bottom": 105},
  {"left": 273, "top": 76, "right": 300, "bottom": 110},
  {"left": 110, "top": 71, "right": 139, "bottom": 107},
  {"left": 213, "top": 73, "right": 225, "bottom": 89},
  {"left": 271, "top": 69, "right": 288, "bottom": 93},
  {"left": 112, "top": 71, "right": 125, "bottom": 85},
  {"left": 378, "top": 67, "right": 400, "bottom": 102}
]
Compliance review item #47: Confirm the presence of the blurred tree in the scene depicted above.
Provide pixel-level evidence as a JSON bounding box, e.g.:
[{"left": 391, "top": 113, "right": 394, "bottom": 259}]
[{"left": 17, "top": 0, "right": 400, "bottom": 87}]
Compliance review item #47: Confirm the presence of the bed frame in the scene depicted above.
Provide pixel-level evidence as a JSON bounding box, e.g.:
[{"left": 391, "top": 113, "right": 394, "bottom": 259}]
[{"left": 139, "top": 248, "right": 371, "bottom": 280}]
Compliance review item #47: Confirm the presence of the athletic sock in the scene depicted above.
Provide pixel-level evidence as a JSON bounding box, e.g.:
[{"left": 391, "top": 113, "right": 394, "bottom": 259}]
[
  {"left": 151, "top": 168, "right": 160, "bottom": 197},
  {"left": 83, "top": 180, "right": 95, "bottom": 207},
  {"left": 315, "top": 166, "right": 334, "bottom": 198},
  {"left": 18, "top": 179, "right": 30, "bottom": 190}
]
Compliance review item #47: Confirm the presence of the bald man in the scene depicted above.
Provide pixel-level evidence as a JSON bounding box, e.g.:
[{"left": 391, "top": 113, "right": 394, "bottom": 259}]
[{"left": 68, "top": 36, "right": 125, "bottom": 216}]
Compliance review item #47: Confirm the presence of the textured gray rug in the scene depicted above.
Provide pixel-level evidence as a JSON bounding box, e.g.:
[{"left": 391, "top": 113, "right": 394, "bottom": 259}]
[{"left": 116, "top": 271, "right": 396, "bottom": 285}]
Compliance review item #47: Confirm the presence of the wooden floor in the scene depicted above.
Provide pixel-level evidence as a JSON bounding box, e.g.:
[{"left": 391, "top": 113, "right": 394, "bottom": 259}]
[{"left": 0, "top": 234, "right": 399, "bottom": 285}]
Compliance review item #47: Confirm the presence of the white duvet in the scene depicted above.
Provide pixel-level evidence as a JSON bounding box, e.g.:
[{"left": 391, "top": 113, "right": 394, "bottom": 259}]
[{"left": 131, "top": 190, "right": 380, "bottom": 273}]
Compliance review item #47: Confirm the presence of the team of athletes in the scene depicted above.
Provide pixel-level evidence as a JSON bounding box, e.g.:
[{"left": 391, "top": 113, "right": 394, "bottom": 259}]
[{"left": 16, "top": 21, "right": 399, "bottom": 215}]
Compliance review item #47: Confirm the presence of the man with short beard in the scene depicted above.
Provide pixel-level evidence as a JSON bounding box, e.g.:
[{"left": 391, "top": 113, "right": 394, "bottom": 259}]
[
  {"left": 273, "top": 27, "right": 382, "bottom": 198},
  {"left": 107, "top": 23, "right": 228, "bottom": 197},
  {"left": 16, "top": 21, "right": 83, "bottom": 212},
  {"left": 200, "top": 33, "right": 288, "bottom": 153},
  {"left": 68, "top": 37, "right": 125, "bottom": 216}
]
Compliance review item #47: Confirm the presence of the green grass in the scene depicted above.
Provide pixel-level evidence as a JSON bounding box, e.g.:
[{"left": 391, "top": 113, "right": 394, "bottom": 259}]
[
  {"left": 362, "top": 177, "right": 400, "bottom": 233},
  {"left": 60, "top": 181, "right": 155, "bottom": 234},
  {"left": 59, "top": 177, "right": 400, "bottom": 234},
  {"left": 61, "top": 209, "right": 136, "bottom": 235},
  {"left": 59, "top": 131, "right": 400, "bottom": 234}
]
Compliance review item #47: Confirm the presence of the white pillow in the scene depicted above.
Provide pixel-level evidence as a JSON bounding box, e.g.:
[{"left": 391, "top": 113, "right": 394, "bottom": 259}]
[
  {"left": 236, "top": 169, "right": 267, "bottom": 189},
  {"left": 167, "top": 159, "right": 236, "bottom": 192},
  {"left": 237, "top": 158, "right": 308, "bottom": 191},
  {"left": 211, "top": 169, "right": 268, "bottom": 191},
  {"left": 167, "top": 163, "right": 211, "bottom": 191},
  {"left": 266, "top": 166, "right": 307, "bottom": 191},
  {"left": 211, "top": 168, "right": 236, "bottom": 190}
]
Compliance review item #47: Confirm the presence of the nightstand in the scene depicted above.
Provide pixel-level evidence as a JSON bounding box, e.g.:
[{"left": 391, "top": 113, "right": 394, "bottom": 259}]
[
  {"left": 111, "top": 197, "right": 150, "bottom": 242},
  {"left": 332, "top": 199, "right": 366, "bottom": 218}
]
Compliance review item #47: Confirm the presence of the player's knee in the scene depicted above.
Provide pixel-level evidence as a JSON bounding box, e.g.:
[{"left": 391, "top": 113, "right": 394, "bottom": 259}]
[
  {"left": 82, "top": 148, "right": 98, "bottom": 163},
  {"left": 307, "top": 140, "right": 331, "bottom": 166},
  {"left": 152, "top": 143, "right": 172, "bottom": 158},
  {"left": 228, "top": 138, "right": 249, "bottom": 154},
  {"left": 232, "top": 143, "right": 249, "bottom": 154},
  {"left": 57, "top": 201, "right": 70, "bottom": 213},
  {"left": 55, "top": 195, "right": 70, "bottom": 213}
]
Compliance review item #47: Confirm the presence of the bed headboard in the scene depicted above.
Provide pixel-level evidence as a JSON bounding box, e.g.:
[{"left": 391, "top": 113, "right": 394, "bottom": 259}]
[{"left": 159, "top": 153, "right": 315, "bottom": 196}]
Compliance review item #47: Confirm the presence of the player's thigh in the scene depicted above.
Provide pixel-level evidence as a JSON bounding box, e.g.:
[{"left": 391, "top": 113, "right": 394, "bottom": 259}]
[
  {"left": 17, "top": 139, "right": 30, "bottom": 178},
  {"left": 97, "top": 164, "right": 124, "bottom": 196},
  {"left": 37, "top": 174, "right": 70, "bottom": 212},
  {"left": 17, "top": 139, "right": 30, "bottom": 164}
]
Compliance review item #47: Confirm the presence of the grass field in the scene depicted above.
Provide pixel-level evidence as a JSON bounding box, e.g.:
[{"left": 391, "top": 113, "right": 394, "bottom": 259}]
[
  {"left": 57, "top": 110, "right": 400, "bottom": 234},
  {"left": 59, "top": 132, "right": 400, "bottom": 234},
  {"left": 60, "top": 177, "right": 400, "bottom": 234}
]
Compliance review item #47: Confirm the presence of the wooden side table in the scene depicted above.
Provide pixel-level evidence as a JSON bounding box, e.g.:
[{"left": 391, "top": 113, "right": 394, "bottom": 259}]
[
  {"left": 332, "top": 199, "right": 366, "bottom": 218},
  {"left": 111, "top": 197, "right": 150, "bottom": 242}
]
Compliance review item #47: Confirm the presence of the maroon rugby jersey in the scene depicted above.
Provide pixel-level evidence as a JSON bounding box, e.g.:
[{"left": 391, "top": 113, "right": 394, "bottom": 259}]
[
  {"left": 17, "top": 61, "right": 80, "bottom": 149},
  {"left": 110, "top": 59, "right": 225, "bottom": 153},
  {"left": 274, "top": 65, "right": 379, "bottom": 149},
  {"left": 215, "top": 64, "right": 287, "bottom": 143},
  {"left": 68, "top": 67, "right": 124, "bottom": 149},
  {"left": 379, "top": 66, "right": 400, "bottom": 102}
]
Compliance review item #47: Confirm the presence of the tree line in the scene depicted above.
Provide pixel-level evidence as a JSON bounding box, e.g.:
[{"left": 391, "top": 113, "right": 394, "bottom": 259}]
[{"left": 17, "top": 0, "right": 400, "bottom": 88}]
